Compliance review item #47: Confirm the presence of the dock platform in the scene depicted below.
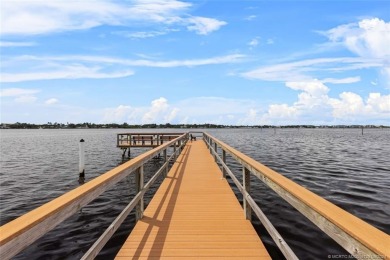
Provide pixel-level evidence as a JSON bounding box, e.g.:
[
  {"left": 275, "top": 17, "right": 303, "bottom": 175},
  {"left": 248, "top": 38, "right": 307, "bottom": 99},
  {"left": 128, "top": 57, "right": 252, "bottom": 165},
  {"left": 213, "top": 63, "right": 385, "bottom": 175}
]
[{"left": 116, "top": 140, "right": 271, "bottom": 259}]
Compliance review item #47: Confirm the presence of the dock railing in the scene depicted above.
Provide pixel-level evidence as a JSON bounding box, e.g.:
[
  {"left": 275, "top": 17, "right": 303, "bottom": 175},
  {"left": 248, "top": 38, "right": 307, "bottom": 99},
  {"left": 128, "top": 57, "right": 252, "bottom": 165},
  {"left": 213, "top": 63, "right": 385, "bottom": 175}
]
[
  {"left": 117, "top": 133, "right": 183, "bottom": 147},
  {"left": 203, "top": 132, "right": 389, "bottom": 260},
  {"left": 0, "top": 133, "right": 189, "bottom": 260}
]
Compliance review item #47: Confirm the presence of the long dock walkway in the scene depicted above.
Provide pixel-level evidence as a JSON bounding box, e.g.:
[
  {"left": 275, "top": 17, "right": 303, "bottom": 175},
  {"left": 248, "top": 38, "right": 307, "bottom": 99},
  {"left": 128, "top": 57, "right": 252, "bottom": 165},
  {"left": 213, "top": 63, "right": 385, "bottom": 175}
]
[{"left": 116, "top": 140, "right": 271, "bottom": 259}]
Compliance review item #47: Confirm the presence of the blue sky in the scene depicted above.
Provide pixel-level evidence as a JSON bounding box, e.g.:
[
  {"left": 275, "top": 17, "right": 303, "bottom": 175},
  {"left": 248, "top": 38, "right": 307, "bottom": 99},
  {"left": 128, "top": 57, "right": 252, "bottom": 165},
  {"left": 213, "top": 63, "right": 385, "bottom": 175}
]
[{"left": 1, "top": 0, "right": 389, "bottom": 125}]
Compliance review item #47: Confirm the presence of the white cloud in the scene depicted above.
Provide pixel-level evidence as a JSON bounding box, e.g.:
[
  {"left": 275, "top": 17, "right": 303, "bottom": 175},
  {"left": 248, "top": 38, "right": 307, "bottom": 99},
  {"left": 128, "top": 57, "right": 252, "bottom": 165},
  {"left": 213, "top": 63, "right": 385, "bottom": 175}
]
[
  {"left": 100, "top": 96, "right": 263, "bottom": 125},
  {"left": 45, "top": 98, "right": 59, "bottom": 105},
  {"left": 248, "top": 38, "right": 259, "bottom": 47},
  {"left": 325, "top": 18, "right": 390, "bottom": 58},
  {"left": 142, "top": 97, "right": 170, "bottom": 123},
  {"left": 262, "top": 80, "right": 331, "bottom": 123},
  {"left": 242, "top": 57, "right": 383, "bottom": 82},
  {"left": 1, "top": 64, "right": 134, "bottom": 83},
  {"left": 245, "top": 15, "right": 257, "bottom": 21},
  {"left": 1, "top": 54, "right": 244, "bottom": 82},
  {"left": 0, "top": 88, "right": 40, "bottom": 105},
  {"left": 266, "top": 104, "right": 299, "bottom": 120},
  {"left": 238, "top": 108, "right": 261, "bottom": 125},
  {"left": 329, "top": 92, "right": 390, "bottom": 119},
  {"left": 321, "top": 76, "right": 361, "bottom": 84},
  {"left": 323, "top": 18, "right": 390, "bottom": 87},
  {"left": 243, "top": 18, "right": 389, "bottom": 88},
  {"left": 165, "top": 108, "right": 179, "bottom": 122},
  {"left": 286, "top": 80, "right": 329, "bottom": 96},
  {"left": 0, "top": 41, "right": 36, "bottom": 47},
  {"left": 102, "top": 105, "right": 135, "bottom": 123},
  {"left": 14, "top": 95, "right": 37, "bottom": 104},
  {"left": 113, "top": 30, "right": 169, "bottom": 39},
  {"left": 186, "top": 16, "right": 227, "bottom": 35},
  {"left": 261, "top": 80, "right": 390, "bottom": 124},
  {"left": 0, "top": 88, "right": 40, "bottom": 97},
  {"left": 1, "top": 0, "right": 225, "bottom": 36},
  {"left": 101, "top": 97, "right": 179, "bottom": 124}
]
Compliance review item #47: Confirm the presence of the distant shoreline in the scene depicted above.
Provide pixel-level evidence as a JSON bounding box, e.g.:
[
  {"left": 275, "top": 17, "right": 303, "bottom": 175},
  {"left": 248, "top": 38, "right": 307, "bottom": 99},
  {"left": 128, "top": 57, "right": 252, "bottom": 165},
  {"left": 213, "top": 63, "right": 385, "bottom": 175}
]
[{"left": 1, "top": 123, "right": 389, "bottom": 129}]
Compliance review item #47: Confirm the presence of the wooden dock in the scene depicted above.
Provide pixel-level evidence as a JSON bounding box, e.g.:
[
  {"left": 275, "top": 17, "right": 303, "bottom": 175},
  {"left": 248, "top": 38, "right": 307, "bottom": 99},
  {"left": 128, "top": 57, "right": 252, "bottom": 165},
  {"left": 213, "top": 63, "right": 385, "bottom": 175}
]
[{"left": 116, "top": 140, "right": 270, "bottom": 259}]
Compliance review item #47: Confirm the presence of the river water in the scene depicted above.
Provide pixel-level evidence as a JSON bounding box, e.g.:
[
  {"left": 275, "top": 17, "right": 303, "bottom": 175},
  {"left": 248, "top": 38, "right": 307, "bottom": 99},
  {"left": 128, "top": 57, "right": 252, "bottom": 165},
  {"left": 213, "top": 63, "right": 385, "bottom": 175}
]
[{"left": 1, "top": 128, "right": 389, "bottom": 259}]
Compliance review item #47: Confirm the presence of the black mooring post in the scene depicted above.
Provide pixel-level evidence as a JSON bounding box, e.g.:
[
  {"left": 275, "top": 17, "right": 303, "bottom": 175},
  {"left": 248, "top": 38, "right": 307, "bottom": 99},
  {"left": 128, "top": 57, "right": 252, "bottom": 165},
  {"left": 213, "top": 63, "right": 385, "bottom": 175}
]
[{"left": 79, "top": 139, "right": 85, "bottom": 183}]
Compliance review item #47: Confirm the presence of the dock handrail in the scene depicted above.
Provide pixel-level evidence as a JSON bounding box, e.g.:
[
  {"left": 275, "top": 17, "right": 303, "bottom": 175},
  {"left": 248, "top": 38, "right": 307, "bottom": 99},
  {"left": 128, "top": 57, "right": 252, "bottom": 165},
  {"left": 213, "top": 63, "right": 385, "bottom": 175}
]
[
  {"left": 117, "top": 133, "right": 183, "bottom": 147},
  {"left": 203, "top": 132, "right": 389, "bottom": 260},
  {"left": 0, "top": 133, "right": 188, "bottom": 260}
]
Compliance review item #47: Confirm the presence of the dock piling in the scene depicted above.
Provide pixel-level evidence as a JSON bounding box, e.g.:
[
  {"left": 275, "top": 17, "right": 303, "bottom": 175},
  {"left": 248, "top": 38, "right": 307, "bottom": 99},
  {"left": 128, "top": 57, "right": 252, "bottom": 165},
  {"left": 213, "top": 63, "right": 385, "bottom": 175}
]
[{"left": 79, "top": 139, "right": 85, "bottom": 180}]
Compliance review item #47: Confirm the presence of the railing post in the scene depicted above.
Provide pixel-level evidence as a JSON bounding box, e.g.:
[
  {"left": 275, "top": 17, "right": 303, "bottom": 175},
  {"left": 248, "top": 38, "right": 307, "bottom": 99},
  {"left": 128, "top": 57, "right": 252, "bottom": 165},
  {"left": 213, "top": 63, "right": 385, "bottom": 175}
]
[
  {"left": 243, "top": 166, "right": 251, "bottom": 221},
  {"left": 214, "top": 142, "right": 217, "bottom": 162},
  {"left": 173, "top": 142, "right": 177, "bottom": 160},
  {"left": 135, "top": 165, "right": 144, "bottom": 221},
  {"left": 222, "top": 150, "right": 226, "bottom": 178},
  {"left": 209, "top": 139, "right": 212, "bottom": 154},
  {"left": 163, "top": 148, "right": 168, "bottom": 177}
]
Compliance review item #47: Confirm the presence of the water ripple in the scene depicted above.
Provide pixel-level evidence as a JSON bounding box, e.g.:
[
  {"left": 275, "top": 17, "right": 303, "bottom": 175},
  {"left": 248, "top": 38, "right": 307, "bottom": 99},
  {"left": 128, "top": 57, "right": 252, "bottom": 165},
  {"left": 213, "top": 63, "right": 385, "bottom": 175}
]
[{"left": 1, "top": 128, "right": 389, "bottom": 259}]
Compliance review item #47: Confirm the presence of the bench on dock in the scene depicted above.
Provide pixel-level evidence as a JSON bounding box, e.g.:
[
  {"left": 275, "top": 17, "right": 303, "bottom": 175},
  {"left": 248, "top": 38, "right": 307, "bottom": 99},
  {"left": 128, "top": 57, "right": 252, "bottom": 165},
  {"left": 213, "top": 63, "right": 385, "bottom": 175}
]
[{"left": 0, "top": 132, "right": 388, "bottom": 260}]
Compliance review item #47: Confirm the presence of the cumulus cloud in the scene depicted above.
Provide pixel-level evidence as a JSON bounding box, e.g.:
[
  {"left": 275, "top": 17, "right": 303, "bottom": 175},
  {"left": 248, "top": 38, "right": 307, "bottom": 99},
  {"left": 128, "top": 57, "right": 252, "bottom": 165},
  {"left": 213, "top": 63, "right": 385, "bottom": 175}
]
[
  {"left": 325, "top": 18, "right": 390, "bottom": 58},
  {"left": 102, "top": 105, "right": 136, "bottom": 123},
  {"left": 1, "top": 0, "right": 225, "bottom": 36},
  {"left": 261, "top": 80, "right": 390, "bottom": 124},
  {"left": 101, "top": 97, "right": 179, "bottom": 124},
  {"left": 142, "top": 97, "right": 170, "bottom": 123},
  {"left": 324, "top": 17, "right": 390, "bottom": 86},
  {"left": 165, "top": 108, "right": 180, "bottom": 122},
  {"left": 100, "top": 96, "right": 265, "bottom": 125},
  {"left": 329, "top": 92, "right": 390, "bottom": 119}
]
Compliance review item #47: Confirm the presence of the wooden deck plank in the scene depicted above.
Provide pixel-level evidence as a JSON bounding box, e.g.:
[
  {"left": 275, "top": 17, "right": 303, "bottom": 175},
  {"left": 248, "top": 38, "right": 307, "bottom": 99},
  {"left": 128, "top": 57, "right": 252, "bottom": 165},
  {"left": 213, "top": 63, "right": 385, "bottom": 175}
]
[{"left": 115, "top": 140, "right": 270, "bottom": 259}]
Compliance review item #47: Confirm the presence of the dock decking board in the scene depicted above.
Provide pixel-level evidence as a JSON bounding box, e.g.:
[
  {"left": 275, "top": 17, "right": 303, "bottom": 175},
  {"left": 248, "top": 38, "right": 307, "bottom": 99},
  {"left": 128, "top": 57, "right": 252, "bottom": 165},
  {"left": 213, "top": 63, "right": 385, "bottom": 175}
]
[{"left": 115, "top": 140, "right": 271, "bottom": 259}]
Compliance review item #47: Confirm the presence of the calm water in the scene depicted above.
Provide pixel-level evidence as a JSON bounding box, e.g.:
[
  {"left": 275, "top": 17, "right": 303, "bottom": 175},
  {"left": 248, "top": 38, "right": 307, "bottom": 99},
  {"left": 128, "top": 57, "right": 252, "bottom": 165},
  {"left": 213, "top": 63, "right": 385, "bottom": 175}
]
[{"left": 1, "top": 128, "right": 389, "bottom": 259}]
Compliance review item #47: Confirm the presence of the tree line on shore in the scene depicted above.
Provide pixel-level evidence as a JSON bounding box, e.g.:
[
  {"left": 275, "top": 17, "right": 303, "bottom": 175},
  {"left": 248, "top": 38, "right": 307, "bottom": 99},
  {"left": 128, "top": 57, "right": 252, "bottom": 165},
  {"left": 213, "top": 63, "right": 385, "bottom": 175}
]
[{"left": 1, "top": 122, "right": 388, "bottom": 129}]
